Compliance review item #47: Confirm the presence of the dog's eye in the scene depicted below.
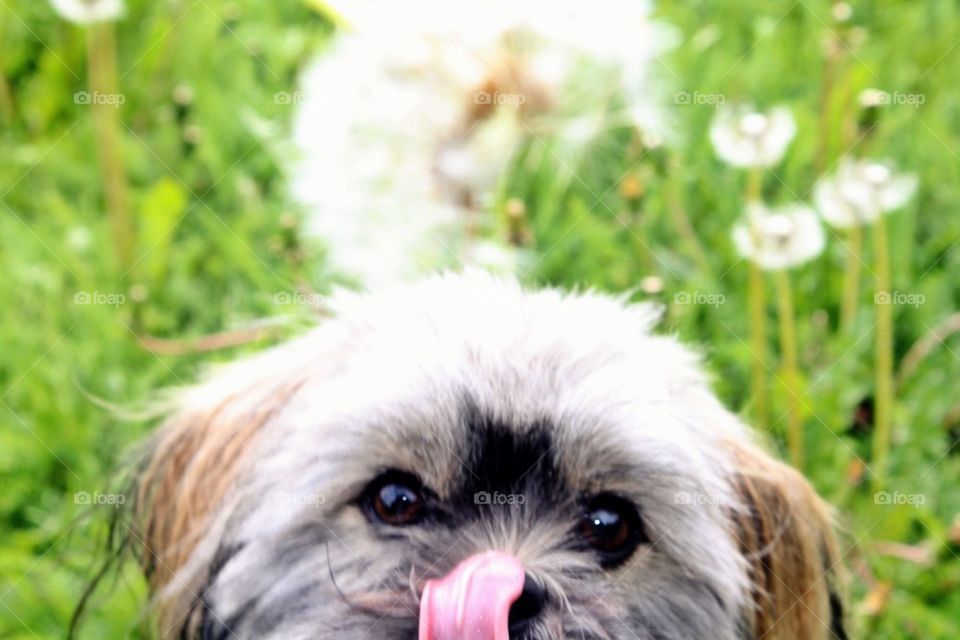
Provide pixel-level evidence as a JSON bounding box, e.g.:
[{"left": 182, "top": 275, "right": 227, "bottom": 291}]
[
  {"left": 364, "top": 471, "right": 425, "bottom": 526},
  {"left": 578, "top": 494, "right": 647, "bottom": 567}
]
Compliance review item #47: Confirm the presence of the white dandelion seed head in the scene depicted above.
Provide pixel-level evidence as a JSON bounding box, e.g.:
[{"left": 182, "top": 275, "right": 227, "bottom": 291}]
[
  {"left": 739, "top": 113, "right": 769, "bottom": 137},
  {"left": 814, "top": 179, "right": 864, "bottom": 229},
  {"left": 763, "top": 213, "right": 796, "bottom": 247},
  {"left": 862, "top": 163, "right": 893, "bottom": 186},
  {"left": 709, "top": 105, "right": 796, "bottom": 168},
  {"left": 291, "top": 0, "right": 675, "bottom": 288},
  {"left": 733, "top": 202, "right": 825, "bottom": 271},
  {"left": 814, "top": 158, "right": 917, "bottom": 228},
  {"left": 50, "top": 0, "right": 124, "bottom": 25}
]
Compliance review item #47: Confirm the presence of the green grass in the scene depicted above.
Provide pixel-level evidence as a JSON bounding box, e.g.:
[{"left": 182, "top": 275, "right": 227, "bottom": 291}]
[{"left": 1, "top": 0, "right": 959, "bottom": 638}]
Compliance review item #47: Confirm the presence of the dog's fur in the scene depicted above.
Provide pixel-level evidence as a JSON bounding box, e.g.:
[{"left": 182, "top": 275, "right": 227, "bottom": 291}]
[{"left": 124, "top": 272, "right": 845, "bottom": 639}]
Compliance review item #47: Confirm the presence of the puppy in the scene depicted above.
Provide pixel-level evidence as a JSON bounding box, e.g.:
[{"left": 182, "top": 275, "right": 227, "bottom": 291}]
[{"left": 126, "top": 272, "right": 846, "bottom": 639}]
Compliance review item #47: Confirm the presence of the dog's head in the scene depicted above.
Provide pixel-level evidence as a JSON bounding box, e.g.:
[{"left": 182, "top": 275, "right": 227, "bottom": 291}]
[{"left": 128, "top": 273, "right": 845, "bottom": 639}]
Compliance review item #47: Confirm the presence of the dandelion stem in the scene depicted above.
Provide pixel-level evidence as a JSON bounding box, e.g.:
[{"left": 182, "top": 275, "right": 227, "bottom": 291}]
[
  {"left": 746, "top": 168, "right": 761, "bottom": 203},
  {"left": 748, "top": 263, "right": 768, "bottom": 426},
  {"left": 816, "top": 36, "right": 838, "bottom": 173},
  {"left": 87, "top": 22, "right": 134, "bottom": 272},
  {"left": 873, "top": 214, "right": 894, "bottom": 487},
  {"left": 841, "top": 224, "right": 863, "bottom": 329},
  {"left": 775, "top": 269, "right": 803, "bottom": 468},
  {"left": 746, "top": 169, "right": 767, "bottom": 426}
]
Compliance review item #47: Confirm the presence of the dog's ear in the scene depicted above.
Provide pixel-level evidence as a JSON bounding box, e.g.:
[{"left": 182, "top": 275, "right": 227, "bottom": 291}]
[
  {"left": 134, "top": 383, "right": 298, "bottom": 583},
  {"left": 128, "top": 346, "right": 316, "bottom": 629},
  {"left": 726, "top": 440, "right": 847, "bottom": 640}
]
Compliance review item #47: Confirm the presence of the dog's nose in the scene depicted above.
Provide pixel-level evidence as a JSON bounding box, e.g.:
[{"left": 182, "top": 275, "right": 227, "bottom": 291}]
[{"left": 507, "top": 574, "right": 547, "bottom": 635}]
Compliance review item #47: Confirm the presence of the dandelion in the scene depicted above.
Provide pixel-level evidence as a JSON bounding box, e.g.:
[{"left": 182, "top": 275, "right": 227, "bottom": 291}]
[
  {"left": 816, "top": 160, "right": 916, "bottom": 335},
  {"left": 734, "top": 203, "right": 825, "bottom": 468},
  {"left": 711, "top": 105, "right": 798, "bottom": 428},
  {"left": 733, "top": 203, "right": 825, "bottom": 271},
  {"left": 709, "top": 106, "right": 796, "bottom": 169},
  {"left": 50, "top": 0, "right": 133, "bottom": 271},
  {"left": 815, "top": 159, "right": 918, "bottom": 486},
  {"left": 815, "top": 159, "right": 917, "bottom": 228},
  {"left": 50, "top": 0, "right": 124, "bottom": 25},
  {"left": 292, "top": 0, "right": 674, "bottom": 287},
  {"left": 827, "top": 159, "right": 915, "bottom": 322}
]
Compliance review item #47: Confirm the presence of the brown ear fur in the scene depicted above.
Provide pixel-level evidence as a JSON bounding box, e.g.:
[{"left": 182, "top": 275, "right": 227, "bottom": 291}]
[
  {"left": 130, "top": 373, "right": 307, "bottom": 630},
  {"left": 727, "top": 440, "right": 847, "bottom": 640}
]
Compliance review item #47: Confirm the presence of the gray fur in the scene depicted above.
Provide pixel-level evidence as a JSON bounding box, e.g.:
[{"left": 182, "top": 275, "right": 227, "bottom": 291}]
[{"left": 156, "top": 272, "right": 776, "bottom": 639}]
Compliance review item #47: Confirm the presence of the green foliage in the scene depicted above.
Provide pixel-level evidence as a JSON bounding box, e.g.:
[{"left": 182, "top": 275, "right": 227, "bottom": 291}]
[
  {"left": 0, "top": 0, "right": 331, "bottom": 636},
  {"left": 1, "top": 0, "right": 958, "bottom": 638}
]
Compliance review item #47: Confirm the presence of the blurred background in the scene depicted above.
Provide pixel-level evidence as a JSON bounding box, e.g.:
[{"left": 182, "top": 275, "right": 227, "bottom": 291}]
[{"left": 1, "top": 0, "right": 959, "bottom": 637}]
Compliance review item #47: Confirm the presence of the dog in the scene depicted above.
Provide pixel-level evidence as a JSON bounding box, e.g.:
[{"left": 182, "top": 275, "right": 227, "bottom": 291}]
[{"left": 123, "top": 272, "right": 846, "bottom": 639}]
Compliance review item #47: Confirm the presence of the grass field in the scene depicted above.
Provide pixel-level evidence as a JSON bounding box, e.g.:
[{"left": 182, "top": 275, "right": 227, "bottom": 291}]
[{"left": 1, "top": 1, "right": 959, "bottom": 638}]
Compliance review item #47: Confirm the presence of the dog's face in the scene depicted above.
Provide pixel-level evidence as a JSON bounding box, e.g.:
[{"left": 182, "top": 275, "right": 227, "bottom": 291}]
[{"left": 130, "top": 273, "right": 845, "bottom": 640}]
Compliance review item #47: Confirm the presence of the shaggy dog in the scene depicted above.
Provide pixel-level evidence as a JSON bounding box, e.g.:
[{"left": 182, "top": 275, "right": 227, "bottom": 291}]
[{"left": 122, "top": 272, "right": 845, "bottom": 639}]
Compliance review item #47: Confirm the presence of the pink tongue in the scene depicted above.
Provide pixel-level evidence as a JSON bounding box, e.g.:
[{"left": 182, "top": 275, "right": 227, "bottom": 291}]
[{"left": 419, "top": 551, "right": 525, "bottom": 640}]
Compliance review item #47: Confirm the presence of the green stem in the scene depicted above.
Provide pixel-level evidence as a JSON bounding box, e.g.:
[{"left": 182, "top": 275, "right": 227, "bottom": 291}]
[
  {"left": 775, "top": 269, "right": 803, "bottom": 468},
  {"left": 746, "top": 168, "right": 761, "bottom": 203},
  {"left": 841, "top": 224, "right": 863, "bottom": 329},
  {"left": 746, "top": 168, "right": 767, "bottom": 426},
  {"left": 873, "top": 215, "right": 894, "bottom": 487},
  {"left": 87, "top": 23, "right": 134, "bottom": 273},
  {"left": 749, "top": 263, "right": 768, "bottom": 427},
  {"left": 816, "top": 34, "right": 839, "bottom": 173}
]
